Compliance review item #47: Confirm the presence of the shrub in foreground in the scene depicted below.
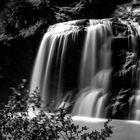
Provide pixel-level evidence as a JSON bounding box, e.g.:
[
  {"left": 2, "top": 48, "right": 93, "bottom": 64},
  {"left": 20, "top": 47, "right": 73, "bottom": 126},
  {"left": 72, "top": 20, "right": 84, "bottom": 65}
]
[{"left": 0, "top": 80, "right": 113, "bottom": 140}]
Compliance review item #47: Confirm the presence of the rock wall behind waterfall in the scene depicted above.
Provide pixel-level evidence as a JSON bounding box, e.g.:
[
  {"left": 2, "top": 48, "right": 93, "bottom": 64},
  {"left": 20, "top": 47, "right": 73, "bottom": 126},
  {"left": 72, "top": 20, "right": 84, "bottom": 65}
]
[{"left": 109, "top": 21, "right": 140, "bottom": 120}]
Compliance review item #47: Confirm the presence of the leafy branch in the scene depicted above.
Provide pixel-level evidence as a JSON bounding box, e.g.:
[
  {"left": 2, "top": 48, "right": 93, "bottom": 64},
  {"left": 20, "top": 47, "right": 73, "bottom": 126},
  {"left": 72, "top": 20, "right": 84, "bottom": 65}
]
[{"left": 0, "top": 80, "right": 113, "bottom": 140}]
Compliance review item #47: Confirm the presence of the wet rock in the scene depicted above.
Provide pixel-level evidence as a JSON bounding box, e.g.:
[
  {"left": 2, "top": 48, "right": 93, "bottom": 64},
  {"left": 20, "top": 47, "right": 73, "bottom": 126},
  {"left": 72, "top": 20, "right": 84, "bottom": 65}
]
[{"left": 111, "top": 89, "right": 132, "bottom": 119}]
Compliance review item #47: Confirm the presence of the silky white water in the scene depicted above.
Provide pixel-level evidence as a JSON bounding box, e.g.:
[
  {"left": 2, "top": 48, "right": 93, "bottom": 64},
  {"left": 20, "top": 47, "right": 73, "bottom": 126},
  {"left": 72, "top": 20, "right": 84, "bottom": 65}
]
[
  {"left": 129, "top": 21, "right": 140, "bottom": 120},
  {"left": 30, "top": 19, "right": 113, "bottom": 117},
  {"left": 72, "top": 21, "right": 112, "bottom": 117},
  {"left": 30, "top": 21, "right": 80, "bottom": 110}
]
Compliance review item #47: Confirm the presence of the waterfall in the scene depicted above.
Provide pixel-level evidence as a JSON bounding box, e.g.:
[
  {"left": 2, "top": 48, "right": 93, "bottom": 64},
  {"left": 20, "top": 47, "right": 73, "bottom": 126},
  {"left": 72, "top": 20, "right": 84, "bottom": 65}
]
[
  {"left": 30, "top": 19, "right": 113, "bottom": 117},
  {"left": 128, "top": 21, "right": 140, "bottom": 120},
  {"left": 29, "top": 18, "right": 112, "bottom": 118},
  {"left": 72, "top": 20, "right": 112, "bottom": 117},
  {"left": 134, "top": 54, "right": 140, "bottom": 120},
  {"left": 30, "top": 20, "right": 82, "bottom": 110}
]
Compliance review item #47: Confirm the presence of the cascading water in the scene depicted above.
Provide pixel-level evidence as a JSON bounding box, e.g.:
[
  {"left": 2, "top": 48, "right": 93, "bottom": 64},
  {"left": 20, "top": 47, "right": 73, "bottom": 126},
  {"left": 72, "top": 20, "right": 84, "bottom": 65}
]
[
  {"left": 30, "top": 20, "right": 82, "bottom": 110},
  {"left": 132, "top": 22, "right": 140, "bottom": 120},
  {"left": 30, "top": 18, "right": 140, "bottom": 119},
  {"left": 30, "top": 19, "right": 113, "bottom": 118},
  {"left": 72, "top": 20, "right": 112, "bottom": 117},
  {"left": 122, "top": 21, "right": 140, "bottom": 120}
]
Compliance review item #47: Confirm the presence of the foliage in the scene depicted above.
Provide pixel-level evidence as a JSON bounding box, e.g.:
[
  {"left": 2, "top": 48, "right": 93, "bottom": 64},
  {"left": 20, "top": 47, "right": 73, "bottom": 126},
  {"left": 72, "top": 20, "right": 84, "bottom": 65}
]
[
  {"left": 0, "top": 0, "right": 32, "bottom": 34},
  {"left": 0, "top": 0, "right": 55, "bottom": 35},
  {"left": 0, "top": 0, "right": 132, "bottom": 35},
  {"left": 113, "top": 1, "right": 140, "bottom": 22},
  {"left": 113, "top": 3, "right": 134, "bottom": 20},
  {"left": 0, "top": 80, "right": 113, "bottom": 140}
]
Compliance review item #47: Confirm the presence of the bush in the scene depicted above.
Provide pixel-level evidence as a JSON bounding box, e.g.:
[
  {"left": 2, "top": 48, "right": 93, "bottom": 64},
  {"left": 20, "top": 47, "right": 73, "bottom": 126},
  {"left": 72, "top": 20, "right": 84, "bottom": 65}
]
[
  {"left": 0, "top": 0, "right": 55, "bottom": 35},
  {"left": 0, "top": 0, "right": 33, "bottom": 34},
  {"left": 0, "top": 80, "right": 113, "bottom": 140}
]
